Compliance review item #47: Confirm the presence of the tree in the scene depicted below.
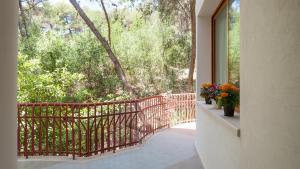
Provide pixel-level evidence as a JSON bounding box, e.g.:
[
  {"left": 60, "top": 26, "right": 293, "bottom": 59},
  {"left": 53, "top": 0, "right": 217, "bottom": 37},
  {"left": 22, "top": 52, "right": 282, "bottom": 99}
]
[
  {"left": 17, "top": 0, "right": 193, "bottom": 102},
  {"left": 69, "top": 0, "right": 138, "bottom": 97},
  {"left": 187, "top": 0, "right": 196, "bottom": 92},
  {"left": 99, "top": 0, "right": 112, "bottom": 46},
  {"left": 158, "top": 0, "right": 196, "bottom": 91},
  {"left": 18, "top": 0, "right": 29, "bottom": 38}
]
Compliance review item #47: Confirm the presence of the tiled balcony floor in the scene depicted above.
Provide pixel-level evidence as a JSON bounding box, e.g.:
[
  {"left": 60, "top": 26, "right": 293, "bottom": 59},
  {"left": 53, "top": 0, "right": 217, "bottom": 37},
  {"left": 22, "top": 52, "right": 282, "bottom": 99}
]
[{"left": 18, "top": 122, "right": 204, "bottom": 169}]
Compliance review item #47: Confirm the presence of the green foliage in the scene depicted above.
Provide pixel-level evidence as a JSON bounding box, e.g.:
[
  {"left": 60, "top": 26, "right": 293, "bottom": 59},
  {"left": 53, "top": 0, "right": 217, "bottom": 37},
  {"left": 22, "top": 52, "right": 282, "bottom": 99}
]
[
  {"left": 228, "top": 0, "right": 240, "bottom": 83},
  {"left": 18, "top": 53, "right": 89, "bottom": 102},
  {"left": 18, "top": 1, "right": 192, "bottom": 102}
]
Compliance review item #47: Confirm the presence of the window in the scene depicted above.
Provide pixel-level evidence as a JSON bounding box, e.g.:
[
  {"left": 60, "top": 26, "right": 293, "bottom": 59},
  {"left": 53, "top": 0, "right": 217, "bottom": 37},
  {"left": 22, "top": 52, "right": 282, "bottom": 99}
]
[{"left": 212, "top": 0, "right": 240, "bottom": 84}]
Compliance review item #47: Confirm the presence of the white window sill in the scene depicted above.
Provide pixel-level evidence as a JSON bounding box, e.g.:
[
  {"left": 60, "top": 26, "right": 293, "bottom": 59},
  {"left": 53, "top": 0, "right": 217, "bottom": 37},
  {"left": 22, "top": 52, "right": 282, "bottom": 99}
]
[{"left": 196, "top": 101, "right": 241, "bottom": 137}]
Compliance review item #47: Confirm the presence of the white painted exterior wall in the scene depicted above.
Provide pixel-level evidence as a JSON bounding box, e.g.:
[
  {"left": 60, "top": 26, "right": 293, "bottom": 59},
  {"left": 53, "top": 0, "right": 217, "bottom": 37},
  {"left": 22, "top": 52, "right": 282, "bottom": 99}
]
[
  {"left": 195, "top": 103, "right": 241, "bottom": 169},
  {"left": 195, "top": 16, "right": 212, "bottom": 101},
  {"left": 240, "top": 0, "right": 300, "bottom": 169},
  {"left": 195, "top": 1, "right": 241, "bottom": 169},
  {"left": 195, "top": 0, "right": 300, "bottom": 169}
]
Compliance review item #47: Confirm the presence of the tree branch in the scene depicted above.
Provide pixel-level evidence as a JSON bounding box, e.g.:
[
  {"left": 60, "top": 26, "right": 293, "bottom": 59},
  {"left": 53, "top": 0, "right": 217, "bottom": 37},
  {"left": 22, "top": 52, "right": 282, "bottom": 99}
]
[
  {"left": 176, "top": 0, "right": 191, "bottom": 19},
  {"left": 69, "top": 0, "right": 138, "bottom": 96},
  {"left": 187, "top": 0, "right": 196, "bottom": 91},
  {"left": 99, "top": 0, "right": 112, "bottom": 46},
  {"left": 19, "top": 0, "right": 29, "bottom": 38}
]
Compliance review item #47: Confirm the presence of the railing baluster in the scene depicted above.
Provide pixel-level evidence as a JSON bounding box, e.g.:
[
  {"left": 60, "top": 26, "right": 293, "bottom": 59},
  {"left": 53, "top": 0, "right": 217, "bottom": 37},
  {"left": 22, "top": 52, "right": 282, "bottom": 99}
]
[
  {"left": 118, "top": 103, "right": 121, "bottom": 148},
  {"left": 52, "top": 106, "right": 56, "bottom": 156},
  {"left": 71, "top": 104, "right": 75, "bottom": 160},
  {"left": 107, "top": 104, "right": 110, "bottom": 151},
  {"left": 24, "top": 105, "right": 28, "bottom": 158},
  {"left": 113, "top": 103, "right": 116, "bottom": 152},
  {"left": 124, "top": 102, "right": 127, "bottom": 147},
  {"left": 87, "top": 106, "right": 90, "bottom": 156},
  {"left": 100, "top": 105, "right": 104, "bottom": 153},
  {"left": 31, "top": 105, "right": 35, "bottom": 156},
  {"left": 17, "top": 105, "right": 21, "bottom": 156},
  {"left": 94, "top": 104, "right": 98, "bottom": 155},
  {"left": 135, "top": 100, "right": 138, "bottom": 142},
  {"left": 59, "top": 105, "right": 62, "bottom": 156},
  {"left": 129, "top": 102, "right": 133, "bottom": 144},
  {"left": 45, "top": 104, "right": 49, "bottom": 156},
  {"left": 65, "top": 105, "right": 69, "bottom": 157},
  {"left": 78, "top": 105, "right": 82, "bottom": 157},
  {"left": 38, "top": 104, "right": 42, "bottom": 155}
]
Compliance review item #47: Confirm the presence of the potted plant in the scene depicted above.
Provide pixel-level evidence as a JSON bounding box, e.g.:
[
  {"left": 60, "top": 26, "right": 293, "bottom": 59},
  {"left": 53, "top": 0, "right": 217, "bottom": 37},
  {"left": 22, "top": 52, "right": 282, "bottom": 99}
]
[
  {"left": 217, "top": 83, "right": 240, "bottom": 116},
  {"left": 212, "top": 84, "right": 222, "bottom": 109},
  {"left": 200, "top": 83, "right": 217, "bottom": 104}
]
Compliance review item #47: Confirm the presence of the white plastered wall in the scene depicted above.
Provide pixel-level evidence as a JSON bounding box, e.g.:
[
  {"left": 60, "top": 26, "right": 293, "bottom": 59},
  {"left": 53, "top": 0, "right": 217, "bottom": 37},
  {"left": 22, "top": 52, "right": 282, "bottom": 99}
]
[
  {"left": 195, "top": 16, "right": 212, "bottom": 101},
  {"left": 195, "top": 1, "right": 241, "bottom": 169},
  {"left": 240, "top": 0, "right": 300, "bottom": 169},
  {"left": 196, "top": 0, "right": 300, "bottom": 169}
]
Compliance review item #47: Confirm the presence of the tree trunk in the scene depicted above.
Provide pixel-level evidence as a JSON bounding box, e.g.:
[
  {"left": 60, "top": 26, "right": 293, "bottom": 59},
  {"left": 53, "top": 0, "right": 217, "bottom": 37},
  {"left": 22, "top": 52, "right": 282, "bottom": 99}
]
[
  {"left": 69, "top": 0, "right": 138, "bottom": 97},
  {"left": 187, "top": 0, "right": 196, "bottom": 92},
  {"left": 100, "top": 0, "right": 112, "bottom": 46},
  {"left": 18, "top": 0, "right": 29, "bottom": 38}
]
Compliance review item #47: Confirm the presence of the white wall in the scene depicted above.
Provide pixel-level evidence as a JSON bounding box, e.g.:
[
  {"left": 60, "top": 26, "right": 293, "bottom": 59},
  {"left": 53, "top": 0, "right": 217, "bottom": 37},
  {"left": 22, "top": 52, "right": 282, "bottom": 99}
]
[
  {"left": 196, "top": 0, "right": 203, "bottom": 15},
  {"left": 195, "top": 0, "right": 223, "bottom": 102},
  {"left": 240, "top": 0, "right": 300, "bottom": 169},
  {"left": 196, "top": 0, "right": 300, "bottom": 169},
  {"left": 0, "top": 0, "right": 18, "bottom": 169},
  {"left": 195, "top": 104, "right": 241, "bottom": 169},
  {"left": 195, "top": 16, "right": 212, "bottom": 101},
  {"left": 195, "top": 1, "right": 241, "bottom": 169}
]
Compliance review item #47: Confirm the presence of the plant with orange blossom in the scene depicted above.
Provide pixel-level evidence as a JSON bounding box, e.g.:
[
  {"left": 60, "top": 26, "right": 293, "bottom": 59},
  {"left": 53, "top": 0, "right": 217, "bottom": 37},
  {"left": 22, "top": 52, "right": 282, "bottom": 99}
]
[{"left": 217, "top": 83, "right": 240, "bottom": 108}]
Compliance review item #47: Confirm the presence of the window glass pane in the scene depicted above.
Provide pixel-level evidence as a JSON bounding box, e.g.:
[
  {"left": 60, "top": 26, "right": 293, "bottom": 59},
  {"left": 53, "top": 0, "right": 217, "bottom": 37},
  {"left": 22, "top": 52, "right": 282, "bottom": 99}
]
[
  {"left": 215, "top": 5, "right": 228, "bottom": 84},
  {"left": 228, "top": 0, "right": 240, "bottom": 83}
]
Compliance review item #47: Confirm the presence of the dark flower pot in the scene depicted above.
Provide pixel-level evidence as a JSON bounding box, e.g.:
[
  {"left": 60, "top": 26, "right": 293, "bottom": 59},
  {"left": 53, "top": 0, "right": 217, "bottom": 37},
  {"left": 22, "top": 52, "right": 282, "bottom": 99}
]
[
  {"left": 205, "top": 98, "right": 212, "bottom": 104},
  {"left": 224, "top": 105, "right": 235, "bottom": 117}
]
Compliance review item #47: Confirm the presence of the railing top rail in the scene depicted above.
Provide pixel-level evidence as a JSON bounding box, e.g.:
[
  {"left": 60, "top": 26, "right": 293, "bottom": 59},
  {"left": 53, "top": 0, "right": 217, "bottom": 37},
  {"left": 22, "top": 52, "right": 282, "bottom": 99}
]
[
  {"left": 17, "top": 100, "right": 138, "bottom": 107},
  {"left": 17, "top": 93, "right": 195, "bottom": 106}
]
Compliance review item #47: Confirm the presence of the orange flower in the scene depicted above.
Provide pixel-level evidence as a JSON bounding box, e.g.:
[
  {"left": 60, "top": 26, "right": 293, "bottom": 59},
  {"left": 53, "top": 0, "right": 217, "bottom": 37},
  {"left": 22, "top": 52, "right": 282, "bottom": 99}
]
[
  {"left": 220, "top": 92, "right": 229, "bottom": 98},
  {"left": 220, "top": 83, "right": 239, "bottom": 92},
  {"left": 231, "top": 86, "right": 239, "bottom": 91},
  {"left": 201, "top": 83, "right": 212, "bottom": 88},
  {"left": 220, "top": 84, "right": 229, "bottom": 91}
]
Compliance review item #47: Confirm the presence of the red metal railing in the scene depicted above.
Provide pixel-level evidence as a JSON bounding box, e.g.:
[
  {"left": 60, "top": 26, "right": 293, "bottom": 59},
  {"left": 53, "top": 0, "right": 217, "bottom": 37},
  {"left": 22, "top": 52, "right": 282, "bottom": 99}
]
[{"left": 17, "top": 93, "right": 195, "bottom": 159}]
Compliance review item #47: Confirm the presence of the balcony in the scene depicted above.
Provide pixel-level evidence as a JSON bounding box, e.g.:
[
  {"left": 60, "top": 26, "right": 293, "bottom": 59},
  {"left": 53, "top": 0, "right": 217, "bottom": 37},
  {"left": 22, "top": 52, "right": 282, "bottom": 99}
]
[{"left": 17, "top": 93, "right": 204, "bottom": 169}]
